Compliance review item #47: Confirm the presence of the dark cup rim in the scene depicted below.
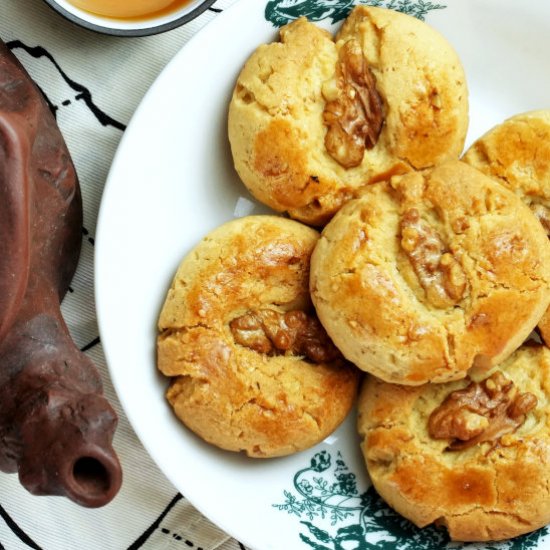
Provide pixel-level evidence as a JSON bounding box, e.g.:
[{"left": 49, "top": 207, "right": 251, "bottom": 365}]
[{"left": 40, "top": 0, "right": 218, "bottom": 37}]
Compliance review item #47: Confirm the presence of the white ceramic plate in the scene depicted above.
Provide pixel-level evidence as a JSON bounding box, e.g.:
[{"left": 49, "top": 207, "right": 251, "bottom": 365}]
[{"left": 95, "top": 1, "right": 550, "bottom": 548}]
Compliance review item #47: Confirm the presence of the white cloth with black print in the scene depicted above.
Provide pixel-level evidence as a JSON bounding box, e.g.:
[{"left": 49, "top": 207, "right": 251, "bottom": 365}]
[{"left": 0, "top": 1, "right": 246, "bottom": 549}]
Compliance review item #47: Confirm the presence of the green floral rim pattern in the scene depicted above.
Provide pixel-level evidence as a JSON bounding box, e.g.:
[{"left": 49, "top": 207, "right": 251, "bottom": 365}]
[
  {"left": 264, "top": 0, "right": 447, "bottom": 27},
  {"left": 273, "top": 451, "right": 549, "bottom": 549}
]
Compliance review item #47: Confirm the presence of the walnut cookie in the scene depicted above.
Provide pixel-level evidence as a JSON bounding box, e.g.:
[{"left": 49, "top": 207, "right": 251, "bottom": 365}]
[
  {"left": 357, "top": 345, "right": 550, "bottom": 542},
  {"left": 310, "top": 161, "right": 550, "bottom": 385},
  {"left": 157, "top": 215, "right": 360, "bottom": 458},
  {"left": 228, "top": 6, "right": 468, "bottom": 226},
  {"left": 462, "top": 110, "right": 550, "bottom": 345}
]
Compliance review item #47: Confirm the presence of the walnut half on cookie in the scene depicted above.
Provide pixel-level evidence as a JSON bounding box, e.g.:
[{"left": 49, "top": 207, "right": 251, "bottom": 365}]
[
  {"left": 157, "top": 216, "right": 359, "bottom": 458},
  {"left": 358, "top": 345, "right": 550, "bottom": 542},
  {"left": 228, "top": 6, "right": 469, "bottom": 226}
]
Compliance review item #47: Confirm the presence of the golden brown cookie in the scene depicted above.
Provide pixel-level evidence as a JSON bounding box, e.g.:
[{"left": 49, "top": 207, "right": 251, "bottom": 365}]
[
  {"left": 228, "top": 6, "right": 468, "bottom": 226},
  {"left": 358, "top": 344, "right": 550, "bottom": 542},
  {"left": 538, "top": 309, "right": 550, "bottom": 345},
  {"left": 310, "top": 161, "right": 550, "bottom": 385},
  {"left": 157, "top": 215, "right": 360, "bottom": 457},
  {"left": 463, "top": 110, "right": 550, "bottom": 344}
]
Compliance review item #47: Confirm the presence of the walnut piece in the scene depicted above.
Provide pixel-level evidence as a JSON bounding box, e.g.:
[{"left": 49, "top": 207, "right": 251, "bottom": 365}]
[
  {"left": 530, "top": 202, "right": 550, "bottom": 235},
  {"left": 400, "top": 208, "right": 466, "bottom": 308},
  {"left": 229, "top": 309, "right": 342, "bottom": 363},
  {"left": 428, "top": 371, "right": 537, "bottom": 451},
  {"left": 322, "top": 39, "right": 384, "bottom": 169}
]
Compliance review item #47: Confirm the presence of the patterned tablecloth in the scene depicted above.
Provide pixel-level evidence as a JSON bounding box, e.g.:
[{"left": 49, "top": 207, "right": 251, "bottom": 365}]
[{"left": 0, "top": 1, "right": 246, "bottom": 549}]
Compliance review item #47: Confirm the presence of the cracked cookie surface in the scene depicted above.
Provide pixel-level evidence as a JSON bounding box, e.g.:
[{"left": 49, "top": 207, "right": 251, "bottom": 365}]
[
  {"left": 357, "top": 345, "right": 550, "bottom": 542},
  {"left": 227, "top": 6, "right": 469, "bottom": 226},
  {"left": 310, "top": 161, "right": 550, "bottom": 385},
  {"left": 463, "top": 110, "right": 550, "bottom": 345},
  {"left": 157, "top": 215, "right": 359, "bottom": 457}
]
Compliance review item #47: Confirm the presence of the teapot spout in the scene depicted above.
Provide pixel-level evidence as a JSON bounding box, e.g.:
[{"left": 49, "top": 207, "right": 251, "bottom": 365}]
[
  {"left": 53, "top": 445, "right": 122, "bottom": 508},
  {"left": 16, "top": 390, "right": 122, "bottom": 508}
]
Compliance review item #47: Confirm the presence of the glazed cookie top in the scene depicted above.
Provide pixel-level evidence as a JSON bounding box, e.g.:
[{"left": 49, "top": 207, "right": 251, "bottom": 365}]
[
  {"left": 228, "top": 6, "right": 468, "bottom": 226},
  {"left": 158, "top": 215, "right": 318, "bottom": 334},
  {"left": 358, "top": 345, "right": 550, "bottom": 542},
  {"left": 463, "top": 110, "right": 550, "bottom": 227},
  {"left": 158, "top": 215, "right": 359, "bottom": 457},
  {"left": 463, "top": 110, "right": 550, "bottom": 344},
  {"left": 310, "top": 161, "right": 550, "bottom": 385}
]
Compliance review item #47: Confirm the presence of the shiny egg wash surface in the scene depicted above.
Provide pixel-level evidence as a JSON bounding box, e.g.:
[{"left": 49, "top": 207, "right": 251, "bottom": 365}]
[{"left": 66, "top": 0, "right": 192, "bottom": 19}]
